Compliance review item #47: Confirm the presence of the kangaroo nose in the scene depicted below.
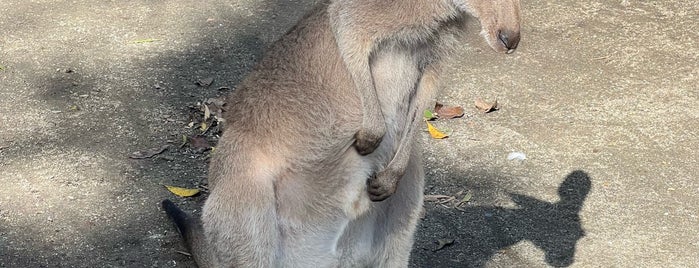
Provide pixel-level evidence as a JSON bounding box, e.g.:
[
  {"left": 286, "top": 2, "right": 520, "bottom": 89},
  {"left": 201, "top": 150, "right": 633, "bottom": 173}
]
[{"left": 498, "top": 30, "right": 520, "bottom": 53}]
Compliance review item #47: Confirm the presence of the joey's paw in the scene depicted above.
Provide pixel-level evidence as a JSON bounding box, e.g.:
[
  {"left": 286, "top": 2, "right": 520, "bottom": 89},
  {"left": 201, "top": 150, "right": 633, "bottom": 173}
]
[
  {"left": 354, "top": 129, "right": 384, "bottom": 155},
  {"left": 366, "top": 170, "right": 402, "bottom": 202}
]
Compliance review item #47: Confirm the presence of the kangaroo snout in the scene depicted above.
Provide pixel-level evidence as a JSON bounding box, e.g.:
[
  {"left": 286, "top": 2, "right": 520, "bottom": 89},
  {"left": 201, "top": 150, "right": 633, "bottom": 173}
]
[
  {"left": 459, "top": 0, "right": 522, "bottom": 54},
  {"left": 498, "top": 30, "right": 520, "bottom": 53}
]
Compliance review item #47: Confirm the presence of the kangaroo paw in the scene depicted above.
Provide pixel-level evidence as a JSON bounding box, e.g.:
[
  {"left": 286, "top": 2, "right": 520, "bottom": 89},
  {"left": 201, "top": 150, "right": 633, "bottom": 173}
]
[
  {"left": 354, "top": 128, "right": 384, "bottom": 155},
  {"left": 367, "top": 169, "right": 403, "bottom": 202}
]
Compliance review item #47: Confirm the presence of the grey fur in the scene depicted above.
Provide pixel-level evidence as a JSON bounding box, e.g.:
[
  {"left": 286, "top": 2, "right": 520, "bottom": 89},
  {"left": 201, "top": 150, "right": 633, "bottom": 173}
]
[{"left": 163, "top": 0, "right": 521, "bottom": 267}]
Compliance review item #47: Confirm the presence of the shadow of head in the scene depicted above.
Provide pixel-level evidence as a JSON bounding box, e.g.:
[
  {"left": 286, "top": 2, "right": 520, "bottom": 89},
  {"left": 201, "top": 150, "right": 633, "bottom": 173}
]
[{"left": 502, "top": 170, "right": 591, "bottom": 267}]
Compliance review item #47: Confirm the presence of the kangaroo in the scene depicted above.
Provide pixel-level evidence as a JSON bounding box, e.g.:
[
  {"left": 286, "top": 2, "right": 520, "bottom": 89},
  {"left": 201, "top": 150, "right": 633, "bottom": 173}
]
[{"left": 162, "top": 0, "right": 521, "bottom": 267}]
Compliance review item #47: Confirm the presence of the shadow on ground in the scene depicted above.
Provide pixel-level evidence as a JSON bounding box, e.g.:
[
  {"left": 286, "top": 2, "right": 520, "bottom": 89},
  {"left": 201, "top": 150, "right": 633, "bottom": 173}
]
[{"left": 412, "top": 170, "right": 592, "bottom": 268}]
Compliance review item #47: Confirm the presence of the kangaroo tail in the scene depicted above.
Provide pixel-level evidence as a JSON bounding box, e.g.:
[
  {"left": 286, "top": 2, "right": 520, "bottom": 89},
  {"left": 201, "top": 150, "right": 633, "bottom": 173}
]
[{"left": 162, "top": 199, "right": 217, "bottom": 267}]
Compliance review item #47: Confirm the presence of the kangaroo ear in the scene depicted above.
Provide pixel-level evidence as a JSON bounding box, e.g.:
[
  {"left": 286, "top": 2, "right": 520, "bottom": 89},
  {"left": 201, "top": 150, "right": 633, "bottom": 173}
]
[{"left": 557, "top": 170, "right": 592, "bottom": 213}]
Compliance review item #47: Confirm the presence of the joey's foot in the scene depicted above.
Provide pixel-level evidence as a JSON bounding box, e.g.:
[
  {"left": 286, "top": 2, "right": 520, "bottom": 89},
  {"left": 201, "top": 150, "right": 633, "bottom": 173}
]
[
  {"left": 367, "top": 169, "right": 403, "bottom": 202},
  {"left": 354, "top": 129, "right": 384, "bottom": 155}
]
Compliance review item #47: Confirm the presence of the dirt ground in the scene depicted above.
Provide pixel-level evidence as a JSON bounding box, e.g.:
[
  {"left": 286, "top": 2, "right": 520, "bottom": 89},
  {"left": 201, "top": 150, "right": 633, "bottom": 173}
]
[{"left": 1, "top": 0, "right": 697, "bottom": 267}]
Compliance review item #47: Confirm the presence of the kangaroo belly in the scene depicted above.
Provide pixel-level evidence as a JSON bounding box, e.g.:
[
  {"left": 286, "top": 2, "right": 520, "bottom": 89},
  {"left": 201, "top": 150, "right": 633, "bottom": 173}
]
[{"left": 367, "top": 44, "right": 424, "bottom": 167}]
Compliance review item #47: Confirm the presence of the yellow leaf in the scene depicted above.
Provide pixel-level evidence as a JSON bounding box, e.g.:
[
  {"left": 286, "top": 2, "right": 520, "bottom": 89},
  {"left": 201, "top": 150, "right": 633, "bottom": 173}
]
[
  {"left": 165, "top": 185, "right": 200, "bottom": 197},
  {"left": 179, "top": 135, "right": 188, "bottom": 148},
  {"left": 426, "top": 121, "right": 449, "bottom": 139}
]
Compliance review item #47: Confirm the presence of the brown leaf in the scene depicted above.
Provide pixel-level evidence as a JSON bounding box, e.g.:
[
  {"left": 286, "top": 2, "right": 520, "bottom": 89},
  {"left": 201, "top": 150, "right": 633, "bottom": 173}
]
[
  {"left": 190, "top": 136, "right": 211, "bottom": 149},
  {"left": 434, "top": 102, "right": 465, "bottom": 119},
  {"left": 475, "top": 98, "right": 499, "bottom": 113},
  {"left": 434, "top": 102, "right": 444, "bottom": 113},
  {"left": 129, "top": 145, "right": 168, "bottom": 159},
  {"left": 204, "top": 97, "right": 227, "bottom": 120}
]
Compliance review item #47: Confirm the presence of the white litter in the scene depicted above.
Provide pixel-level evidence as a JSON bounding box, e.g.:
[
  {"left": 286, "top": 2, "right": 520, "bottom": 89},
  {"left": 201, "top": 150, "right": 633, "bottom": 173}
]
[{"left": 507, "top": 152, "right": 527, "bottom": 161}]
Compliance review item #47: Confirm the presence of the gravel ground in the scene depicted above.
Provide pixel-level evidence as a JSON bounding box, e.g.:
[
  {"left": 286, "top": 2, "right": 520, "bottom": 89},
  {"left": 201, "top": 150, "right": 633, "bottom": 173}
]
[{"left": 1, "top": 0, "right": 697, "bottom": 267}]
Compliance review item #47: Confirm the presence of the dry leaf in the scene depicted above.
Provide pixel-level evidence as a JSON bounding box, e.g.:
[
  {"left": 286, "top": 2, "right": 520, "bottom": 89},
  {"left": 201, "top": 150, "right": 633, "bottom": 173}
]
[
  {"left": 475, "top": 98, "right": 499, "bottom": 113},
  {"left": 196, "top": 77, "right": 214, "bottom": 87},
  {"left": 434, "top": 102, "right": 465, "bottom": 119},
  {"left": 190, "top": 136, "right": 211, "bottom": 149},
  {"left": 426, "top": 121, "right": 449, "bottom": 139},
  {"left": 205, "top": 97, "right": 226, "bottom": 121},
  {"left": 179, "top": 135, "right": 188, "bottom": 148},
  {"left": 165, "top": 185, "right": 200, "bottom": 197},
  {"left": 203, "top": 104, "right": 211, "bottom": 121},
  {"left": 424, "top": 194, "right": 453, "bottom": 202},
  {"left": 438, "top": 196, "right": 456, "bottom": 204},
  {"left": 434, "top": 238, "right": 455, "bottom": 252},
  {"left": 129, "top": 145, "right": 168, "bottom": 159},
  {"left": 175, "top": 250, "right": 192, "bottom": 256},
  {"left": 205, "top": 97, "right": 226, "bottom": 108},
  {"left": 461, "top": 192, "right": 472, "bottom": 203},
  {"left": 456, "top": 192, "right": 473, "bottom": 207}
]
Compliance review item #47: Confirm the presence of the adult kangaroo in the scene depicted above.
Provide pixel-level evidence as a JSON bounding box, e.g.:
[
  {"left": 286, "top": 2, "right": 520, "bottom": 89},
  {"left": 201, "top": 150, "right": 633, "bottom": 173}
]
[{"left": 162, "top": 0, "right": 521, "bottom": 267}]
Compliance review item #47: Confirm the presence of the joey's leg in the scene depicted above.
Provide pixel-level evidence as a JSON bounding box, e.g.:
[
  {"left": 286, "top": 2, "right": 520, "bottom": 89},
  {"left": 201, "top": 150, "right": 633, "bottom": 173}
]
[
  {"left": 370, "top": 151, "right": 425, "bottom": 267},
  {"left": 331, "top": 17, "right": 386, "bottom": 155},
  {"left": 367, "top": 64, "right": 440, "bottom": 201}
]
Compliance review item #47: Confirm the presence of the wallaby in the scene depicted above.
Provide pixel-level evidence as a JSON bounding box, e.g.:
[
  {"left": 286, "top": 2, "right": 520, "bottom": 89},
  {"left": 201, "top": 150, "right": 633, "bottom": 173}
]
[{"left": 162, "top": 0, "right": 521, "bottom": 267}]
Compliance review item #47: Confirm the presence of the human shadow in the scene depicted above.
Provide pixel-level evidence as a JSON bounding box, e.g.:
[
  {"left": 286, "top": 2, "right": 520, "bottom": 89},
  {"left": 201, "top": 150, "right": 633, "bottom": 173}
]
[{"left": 412, "top": 170, "right": 591, "bottom": 267}]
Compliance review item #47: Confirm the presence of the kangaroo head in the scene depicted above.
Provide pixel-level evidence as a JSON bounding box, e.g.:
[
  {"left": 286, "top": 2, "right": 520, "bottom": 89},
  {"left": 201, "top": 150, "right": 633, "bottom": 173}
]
[{"left": 453, "top": 0, "right": 522, "bottom": 53}]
